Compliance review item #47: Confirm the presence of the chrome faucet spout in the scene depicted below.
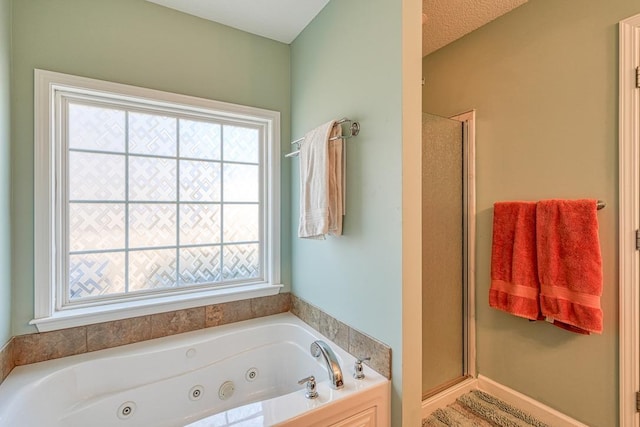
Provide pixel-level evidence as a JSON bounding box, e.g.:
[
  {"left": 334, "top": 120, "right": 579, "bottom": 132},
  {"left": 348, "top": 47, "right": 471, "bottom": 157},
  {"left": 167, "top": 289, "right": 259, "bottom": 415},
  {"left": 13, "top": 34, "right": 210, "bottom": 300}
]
[{"left": 310, "top": 340, "right": 344, "bottom": 389}]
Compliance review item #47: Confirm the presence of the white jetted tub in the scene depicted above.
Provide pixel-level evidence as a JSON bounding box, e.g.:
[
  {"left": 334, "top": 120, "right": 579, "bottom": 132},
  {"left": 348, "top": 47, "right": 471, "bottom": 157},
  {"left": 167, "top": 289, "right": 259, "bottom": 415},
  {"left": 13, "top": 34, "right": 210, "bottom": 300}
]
[{"left": 0, "top": 313, "right": 389, "bottom": 426}]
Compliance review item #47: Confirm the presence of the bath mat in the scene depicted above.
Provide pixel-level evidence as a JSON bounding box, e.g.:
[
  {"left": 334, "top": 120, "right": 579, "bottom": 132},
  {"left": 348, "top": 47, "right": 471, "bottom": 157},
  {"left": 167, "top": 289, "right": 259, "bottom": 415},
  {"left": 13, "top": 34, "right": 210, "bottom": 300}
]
[{"left": 422, "top": 390, "right": 550, "bottom": 427}]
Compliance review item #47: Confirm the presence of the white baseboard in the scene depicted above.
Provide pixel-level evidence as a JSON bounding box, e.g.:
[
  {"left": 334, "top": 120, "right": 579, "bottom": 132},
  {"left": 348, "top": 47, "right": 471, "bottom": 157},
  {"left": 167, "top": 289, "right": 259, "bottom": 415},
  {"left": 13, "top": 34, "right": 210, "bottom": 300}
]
[
  {"left": 421, "top": 378, "right": 478, "bottom": 419},
  {"left": 477, "top": 375, "right": 588, "bottom": 427}
]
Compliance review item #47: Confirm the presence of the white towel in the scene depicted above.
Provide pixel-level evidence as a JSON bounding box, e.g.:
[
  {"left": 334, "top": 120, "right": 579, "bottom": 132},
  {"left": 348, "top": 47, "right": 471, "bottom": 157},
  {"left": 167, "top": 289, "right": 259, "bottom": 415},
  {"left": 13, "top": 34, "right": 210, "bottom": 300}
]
[{"left": 298, "top": 121, "right": 344, "bottom": 239}]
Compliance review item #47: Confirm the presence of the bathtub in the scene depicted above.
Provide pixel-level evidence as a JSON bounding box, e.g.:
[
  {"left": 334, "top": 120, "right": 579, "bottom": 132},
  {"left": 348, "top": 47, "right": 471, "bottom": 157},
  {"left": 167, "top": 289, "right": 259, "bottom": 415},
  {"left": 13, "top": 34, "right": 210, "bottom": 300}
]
[{"left": 0, "top": 313, "right": 389, "bottom": 426}]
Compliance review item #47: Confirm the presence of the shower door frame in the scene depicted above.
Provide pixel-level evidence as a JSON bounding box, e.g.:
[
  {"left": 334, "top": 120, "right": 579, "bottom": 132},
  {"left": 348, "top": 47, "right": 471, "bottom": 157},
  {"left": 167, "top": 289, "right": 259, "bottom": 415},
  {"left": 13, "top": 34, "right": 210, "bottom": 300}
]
[{"left": 450, "top": 110, "right": 477, "bottom": 383}]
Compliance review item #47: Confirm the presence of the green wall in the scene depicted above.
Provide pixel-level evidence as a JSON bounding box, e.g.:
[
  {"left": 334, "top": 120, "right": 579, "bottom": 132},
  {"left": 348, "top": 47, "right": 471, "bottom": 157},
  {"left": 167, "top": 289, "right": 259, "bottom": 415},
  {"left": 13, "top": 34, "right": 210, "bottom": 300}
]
[
  {"left": 423, "top": 1, "right": 638, "bottom": 425},
  {"left": 10, "top": 0, "right": 291, "bottom": 335},
  {"left": 290, "top": 0, "right": 404, "bottom": 424},
  {"left": 0, "top": 0, "right": 11, "bottom": 346}
]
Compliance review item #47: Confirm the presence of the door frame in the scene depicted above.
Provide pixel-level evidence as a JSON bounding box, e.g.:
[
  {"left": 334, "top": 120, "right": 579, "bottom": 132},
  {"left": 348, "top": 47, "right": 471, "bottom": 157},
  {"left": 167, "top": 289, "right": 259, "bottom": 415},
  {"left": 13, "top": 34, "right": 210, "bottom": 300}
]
[
  {"left": 619, "top": 13, "right": 640, "bottom": 427},
  {"left": 451, "top": 110, "right": 477, "bottom": 381}
]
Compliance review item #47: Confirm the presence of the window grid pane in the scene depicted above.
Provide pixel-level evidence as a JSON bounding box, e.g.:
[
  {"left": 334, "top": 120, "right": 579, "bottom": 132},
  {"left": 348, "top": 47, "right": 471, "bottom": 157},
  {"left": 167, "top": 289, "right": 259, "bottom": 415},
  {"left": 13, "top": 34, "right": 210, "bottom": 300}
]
[
  {"left": 180, "top": 204, "right": 221, "bottom": 245},
  {"left": 68, "top": 103, "right": 126, "bottom": 153},
  {"left": 129, "top": 248, "right": 177, "bottom": 291},
  {"left": 69, "top": 251, "right": 126, "bottom": 301},
  {"left": 67, "top": 106, "right": 263, "bottom": 303},
  {"left": 179, "top": 160, "right": 221, "bottom": 202},
  {"left": 129, "top": 156, "right": 177, "bottom": 201},
  {"left": 69, "top": 203, "right": 125, "bottom": 252},
  {"left": 129, "top": 112, "right": 177, "bottom": 156},
  {"left": 69, "top": 151, "right": 126, "bottom": 201},
  {"left": 179, "top": 246, "right": 222, "bottom": 285},
  {"left": 180, "top": 119, "right": 221, "bottom": 160},
  {"left": 222, "top": 244, "right": 260, "bottom": 281},
  {"left": 129, "top": 203, "right": 177, "bottom": 249}
]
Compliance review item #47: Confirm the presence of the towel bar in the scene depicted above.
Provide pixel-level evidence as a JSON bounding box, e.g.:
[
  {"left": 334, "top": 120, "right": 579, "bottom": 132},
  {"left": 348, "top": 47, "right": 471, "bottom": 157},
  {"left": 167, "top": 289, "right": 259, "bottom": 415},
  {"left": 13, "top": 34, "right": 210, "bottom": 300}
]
[{"left": 285, "top": 118, "right": 359, "bottom": 158}]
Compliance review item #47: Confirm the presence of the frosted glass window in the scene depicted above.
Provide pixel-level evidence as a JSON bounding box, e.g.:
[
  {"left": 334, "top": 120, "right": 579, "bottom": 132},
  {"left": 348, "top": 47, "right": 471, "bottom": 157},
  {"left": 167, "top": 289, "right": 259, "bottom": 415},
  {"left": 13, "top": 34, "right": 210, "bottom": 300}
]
[
  {"left": 128, "top": 112, "right": 177, "bottom": 156},
  {"left": 129, "top": 249, "right": 177, "bottom": 291},
  {"left": 129, "top": 204, "right": 177, "bottom": 249},
  {"left": 68, "top": 104, "right": 125, "bottom": 152},
  {"left": 62, "top": 100, "right": 265, "bottom": 304},
  {"left": 129, "top": 156, "right": 177, "bottom": 201},
  {"left": 223, "top": 164, "right": 259, "bottom": 202},
  {"left": 179, "top": 246, "right": 222, "bottom": 285},
  {"left": 69, "top": 152, "right": 125, "bottom": 201},
  {"left": 180, "top": 204, "right": 221, "bottom": 245},
  {"left": 179, "top": 160, "right": 221, "bottom": 202},
  {"left": 223, "top": 204, "right": 259, "bottom": 242},
  {"left": 69, "top": 203, "right": 125, "bottom": 251},
  {"left": 180, "top": 119, "right": 221, "bottom": 160},
  {"left": 69, "top": 252, "right": 125, "bottom": 300},
  {"left": 222, "top": 244, "right": 260, "bottom": 280},
  {"left": 223, "top": 125, "right": 259, "bottom": 163},
  {"left": 34, "top": 70, "right": 280, "bottom": 332}
]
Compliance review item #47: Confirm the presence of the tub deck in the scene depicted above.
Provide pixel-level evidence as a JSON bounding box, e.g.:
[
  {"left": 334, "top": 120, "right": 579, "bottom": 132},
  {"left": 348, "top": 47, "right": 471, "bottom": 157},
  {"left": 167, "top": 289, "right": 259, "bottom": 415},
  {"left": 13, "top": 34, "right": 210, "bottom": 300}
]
[{"left": 0, "top": 313, "right": 389, "bottom": 426}]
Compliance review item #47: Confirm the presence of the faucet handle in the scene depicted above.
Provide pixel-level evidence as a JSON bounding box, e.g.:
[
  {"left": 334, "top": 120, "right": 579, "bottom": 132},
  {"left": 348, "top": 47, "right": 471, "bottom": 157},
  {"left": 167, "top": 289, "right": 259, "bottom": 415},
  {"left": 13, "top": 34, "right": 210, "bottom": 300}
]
[
  {"left": 353, "top": 357, "right": 371, "bottom": 380},
  {"left": 297, "top": 375, "right": 318, "bottom": 399}
]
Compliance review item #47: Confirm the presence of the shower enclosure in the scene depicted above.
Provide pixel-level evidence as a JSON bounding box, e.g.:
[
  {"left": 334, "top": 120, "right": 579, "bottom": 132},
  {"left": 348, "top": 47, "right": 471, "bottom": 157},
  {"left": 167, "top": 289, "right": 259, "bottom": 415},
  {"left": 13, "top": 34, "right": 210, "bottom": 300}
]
[{"left": 422, "top": 112, "right": 474, "bottom": 398}]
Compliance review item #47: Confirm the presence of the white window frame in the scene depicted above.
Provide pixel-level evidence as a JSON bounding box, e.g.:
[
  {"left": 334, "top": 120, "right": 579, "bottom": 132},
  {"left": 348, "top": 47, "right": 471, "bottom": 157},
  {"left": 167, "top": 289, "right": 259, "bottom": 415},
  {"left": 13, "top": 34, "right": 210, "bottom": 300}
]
[{"left": 32, "top": 69, "right": 282, "bottom": 332}]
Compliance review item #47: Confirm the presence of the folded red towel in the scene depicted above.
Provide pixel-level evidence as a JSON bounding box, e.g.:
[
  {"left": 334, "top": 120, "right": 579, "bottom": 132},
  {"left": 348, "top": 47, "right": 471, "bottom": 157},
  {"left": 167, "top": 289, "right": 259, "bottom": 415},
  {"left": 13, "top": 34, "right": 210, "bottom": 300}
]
[
  {"left": 536, "top": 199, "right": 603, "bottom": 334},
  {"left": 490, "top": 202, "right": 541, "bottom": 320}
]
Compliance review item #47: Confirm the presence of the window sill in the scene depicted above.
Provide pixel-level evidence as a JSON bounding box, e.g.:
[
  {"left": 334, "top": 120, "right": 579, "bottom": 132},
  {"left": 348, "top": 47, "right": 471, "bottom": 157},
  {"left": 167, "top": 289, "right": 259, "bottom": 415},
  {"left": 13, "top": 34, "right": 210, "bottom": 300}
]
[{"left": 30, "top": 283, "right": 283, "bottom": 332}]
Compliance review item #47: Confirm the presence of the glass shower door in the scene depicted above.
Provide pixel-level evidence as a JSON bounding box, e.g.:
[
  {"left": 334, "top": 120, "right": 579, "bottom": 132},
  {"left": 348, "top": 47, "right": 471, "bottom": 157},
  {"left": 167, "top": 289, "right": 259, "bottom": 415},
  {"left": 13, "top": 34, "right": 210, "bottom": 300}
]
[{"left": 422, "top": 112, "right": 466, "bottom": 397}]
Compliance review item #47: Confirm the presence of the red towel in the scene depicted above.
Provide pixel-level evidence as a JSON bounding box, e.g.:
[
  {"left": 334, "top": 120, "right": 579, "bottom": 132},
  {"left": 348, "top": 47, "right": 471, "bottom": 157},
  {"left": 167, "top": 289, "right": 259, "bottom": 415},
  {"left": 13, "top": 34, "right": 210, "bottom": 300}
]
[
  {"left": 490, "top": 202, "right": 541, "bottom": 320},
  {"left": 536, "top": 199, "right": 603, "bottom": 334}
]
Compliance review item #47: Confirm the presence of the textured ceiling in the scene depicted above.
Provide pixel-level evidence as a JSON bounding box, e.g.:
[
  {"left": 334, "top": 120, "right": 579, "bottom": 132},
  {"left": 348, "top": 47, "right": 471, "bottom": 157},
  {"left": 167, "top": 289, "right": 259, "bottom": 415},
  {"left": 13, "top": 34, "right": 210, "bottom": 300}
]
[{"left": 422, "top": 0, "right": 528, "bottom": 56}]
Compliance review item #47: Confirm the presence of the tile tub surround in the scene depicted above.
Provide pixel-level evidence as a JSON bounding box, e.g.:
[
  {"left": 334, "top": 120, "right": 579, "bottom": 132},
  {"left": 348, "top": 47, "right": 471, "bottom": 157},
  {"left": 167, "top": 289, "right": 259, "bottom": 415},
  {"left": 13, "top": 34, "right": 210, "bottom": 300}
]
[
  {"left": 0, "top": 338, "right": 14, "bottom": 384},
  {"left": 11, "top": 292, "right": 292, "bottom": 367},
  {"left": 2, "top": 292, "right": 391, "bottom": 384},
  {"left": 291, "top": 295, "right": 392, "bottom": 379}
]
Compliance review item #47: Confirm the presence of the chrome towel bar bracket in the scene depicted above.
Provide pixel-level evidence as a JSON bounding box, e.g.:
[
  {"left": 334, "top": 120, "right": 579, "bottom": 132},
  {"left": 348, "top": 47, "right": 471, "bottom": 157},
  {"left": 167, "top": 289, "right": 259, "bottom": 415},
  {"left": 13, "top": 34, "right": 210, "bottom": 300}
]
[{"left": 285, "top": 118, "right": 359, "bottom": 158}]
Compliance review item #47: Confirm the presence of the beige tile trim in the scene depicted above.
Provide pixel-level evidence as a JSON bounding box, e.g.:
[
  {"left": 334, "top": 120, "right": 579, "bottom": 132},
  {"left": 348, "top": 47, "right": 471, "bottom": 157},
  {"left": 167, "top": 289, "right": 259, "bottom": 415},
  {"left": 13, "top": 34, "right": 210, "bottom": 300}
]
[
  {"left": 10, "top": 293, "right": 291, "bottom": 368},
  {"left": 291, "top": 295, "right": 392, "bottom": 379},
  {"left": 0, "top": 338, "right": 14, "bottom": 385},
  {"left": 2, "top": 293, "right": 391, "bottom": 383}
]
